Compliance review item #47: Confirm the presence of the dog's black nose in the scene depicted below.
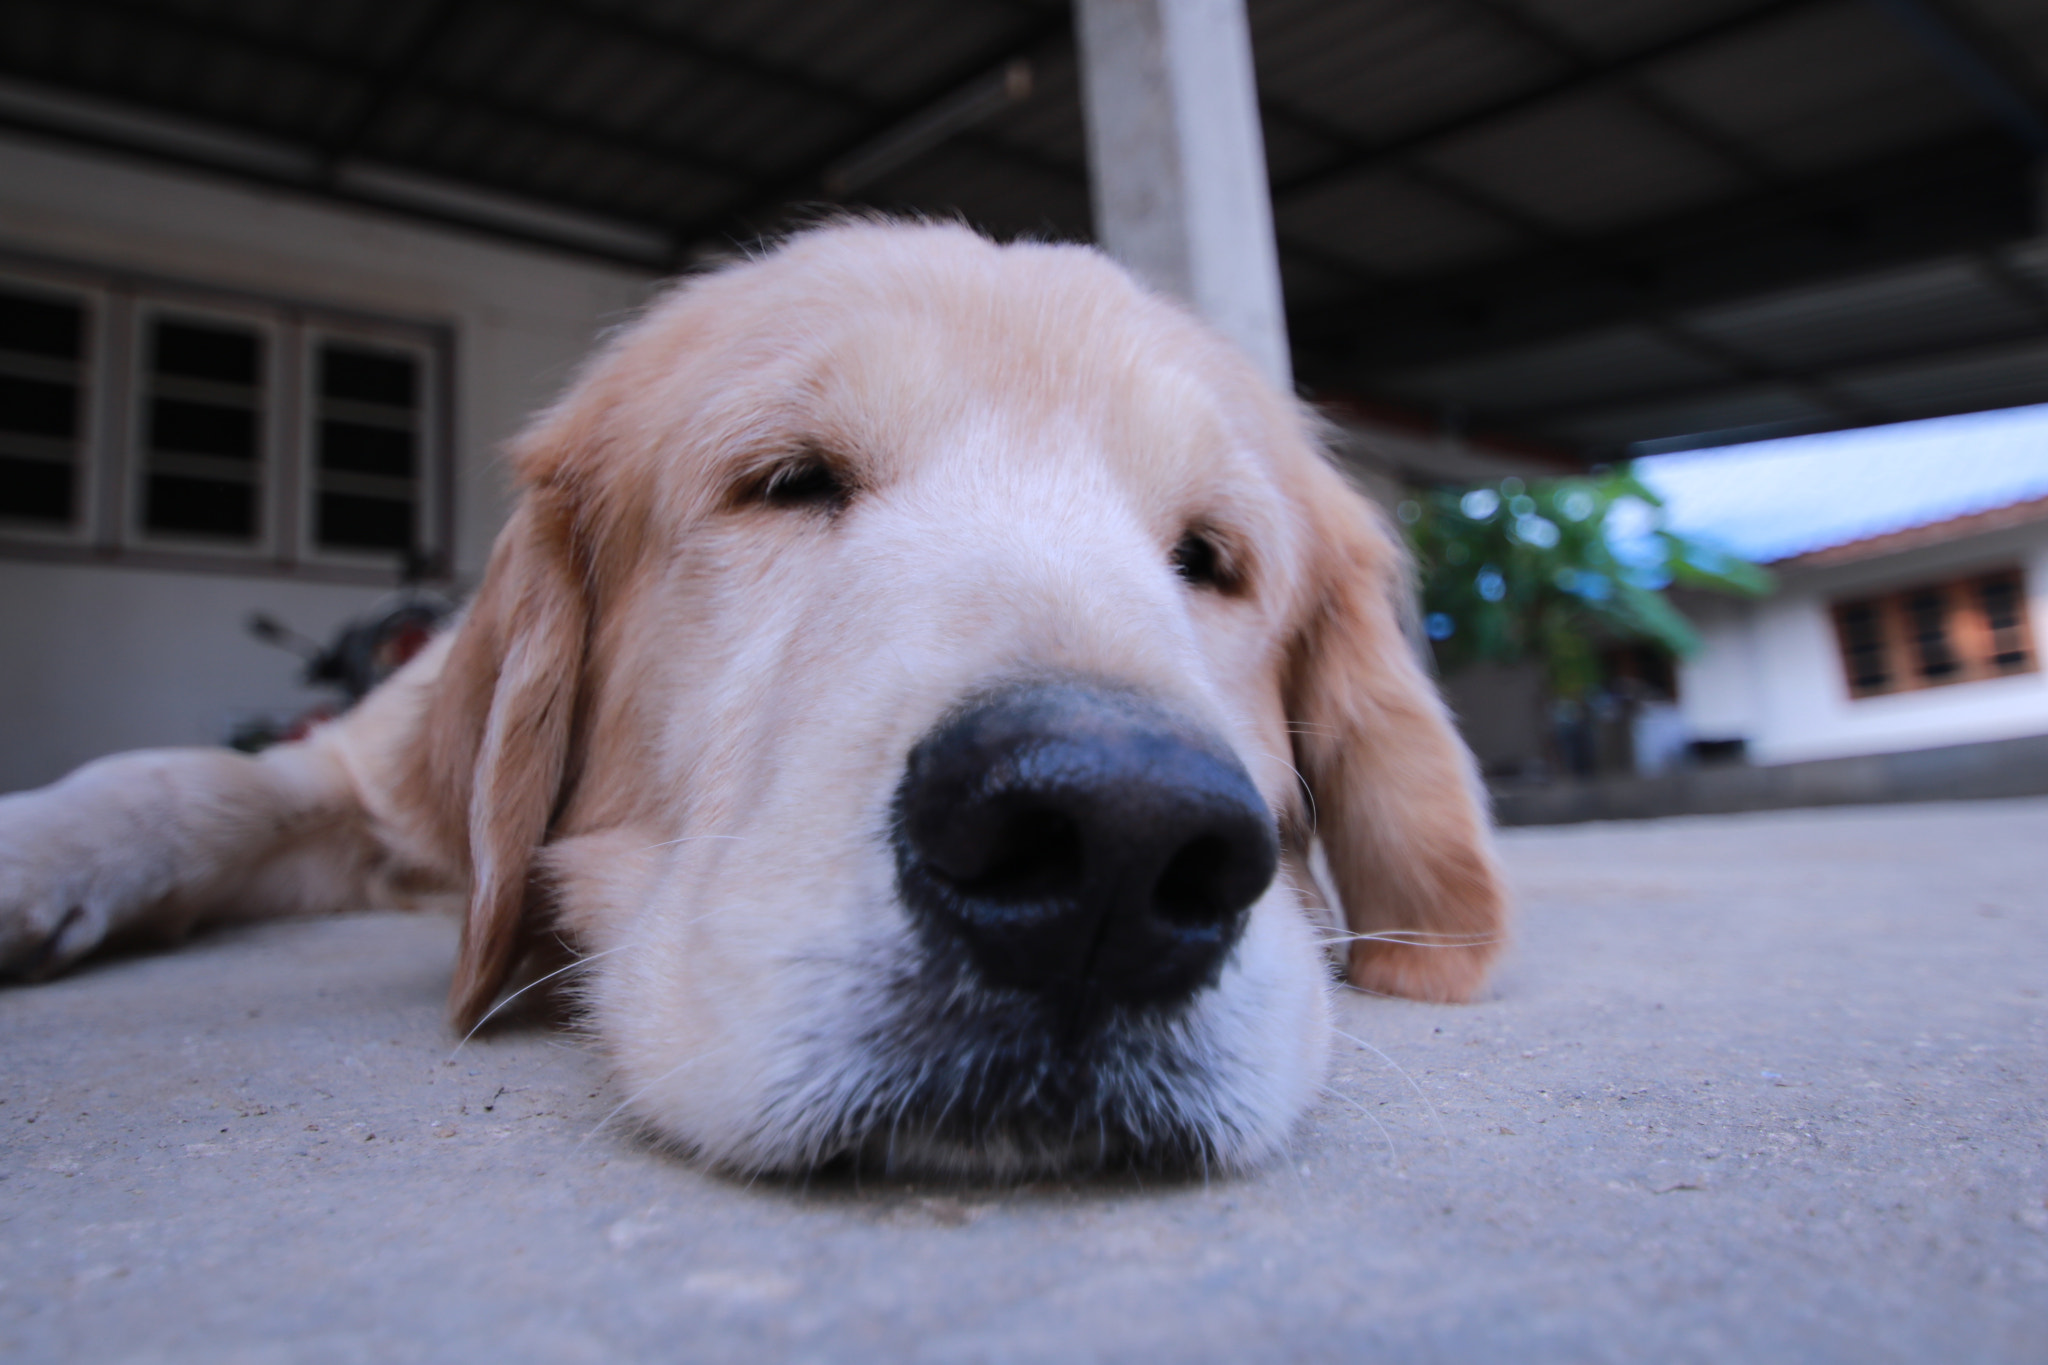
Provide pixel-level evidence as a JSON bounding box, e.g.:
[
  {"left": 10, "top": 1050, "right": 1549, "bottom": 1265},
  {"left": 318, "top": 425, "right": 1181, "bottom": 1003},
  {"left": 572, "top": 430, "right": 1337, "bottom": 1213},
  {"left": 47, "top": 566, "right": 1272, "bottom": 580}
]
[{"left": 894, "top": 682, "right": 1278, "bottom": 1009}]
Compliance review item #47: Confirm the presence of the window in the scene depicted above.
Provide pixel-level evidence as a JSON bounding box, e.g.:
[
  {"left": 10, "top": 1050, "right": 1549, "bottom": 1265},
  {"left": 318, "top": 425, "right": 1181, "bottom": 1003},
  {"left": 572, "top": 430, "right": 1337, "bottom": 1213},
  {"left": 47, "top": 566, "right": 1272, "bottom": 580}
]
[
  {"left": 314, "top": 340, "right": 422, "bottom": 556},
  {"left": 141, "top": 313, "right": 267, "bottom": 543},
  {"left": 1830, "top": 569, "right": 2038, "bottom": 699},
  {"left": 0, "top": 260, "right": 448, "bottom": 581},
  {"left": 0, "top": 285, "right": 87, "bottom": 531}
]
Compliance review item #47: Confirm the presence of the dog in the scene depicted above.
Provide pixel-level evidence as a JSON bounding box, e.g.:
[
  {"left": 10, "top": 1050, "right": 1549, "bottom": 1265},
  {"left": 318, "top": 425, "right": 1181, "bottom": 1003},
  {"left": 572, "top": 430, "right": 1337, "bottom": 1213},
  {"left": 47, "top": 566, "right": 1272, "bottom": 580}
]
[{"left": 0, "top": 222, "right": 1505, "bottom": 1177}]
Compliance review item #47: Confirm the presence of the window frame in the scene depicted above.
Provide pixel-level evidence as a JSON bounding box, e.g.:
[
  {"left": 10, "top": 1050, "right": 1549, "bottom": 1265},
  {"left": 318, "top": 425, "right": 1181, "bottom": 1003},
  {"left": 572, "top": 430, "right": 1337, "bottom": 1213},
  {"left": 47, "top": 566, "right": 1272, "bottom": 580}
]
[
  {"left": 0, "top": 250, "right": 454, "bottom": 586},
  {"left": 298, "top": 323, "right": 443, "bottom": 573},
  {"left": 1829, "top": 566, "right": 2039, "bottom": 701},
  {"left": 0, "top": 275, "right": 109, "bottom": 549},
  {"left": 128, "top": 296, "right": 287, "bottom": 561}
]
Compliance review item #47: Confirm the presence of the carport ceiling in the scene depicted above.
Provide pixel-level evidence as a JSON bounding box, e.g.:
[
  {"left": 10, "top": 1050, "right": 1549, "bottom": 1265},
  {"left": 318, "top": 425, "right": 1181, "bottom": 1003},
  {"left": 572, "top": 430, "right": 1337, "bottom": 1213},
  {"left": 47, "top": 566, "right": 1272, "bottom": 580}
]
[{"left": 2, "top": 0, "right": 2046, "bottom": 461}]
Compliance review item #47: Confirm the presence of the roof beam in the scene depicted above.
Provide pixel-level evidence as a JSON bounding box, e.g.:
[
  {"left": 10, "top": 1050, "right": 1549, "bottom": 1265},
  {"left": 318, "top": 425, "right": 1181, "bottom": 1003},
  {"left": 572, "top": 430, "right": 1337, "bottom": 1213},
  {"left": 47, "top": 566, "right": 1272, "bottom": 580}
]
[
  {"left": 1865, "top": 0, "right": 2048, "bottom": 156},
  {"left": 517, "top": 0, "right": 878, "bottom": 121},
  {"left": 1258, "top": 97, "right": 1549, "bottom": 257},
  {"left": 1568, "top": 326, "right": 2048, "bottom": 453},
  {"left": 0, "top": 98, "right": 666, "bottom": 268},
  {"left": 1451, "top": 0, "right": 1783, "bottom": 188},
  {"left": 319, "top": 0, "right": 473, "bottom": 167},
  {"left": 9, "top": 0, "right": 763, "bottom": 192},
  {"left": 1262, "top": 88, "right": 1869, "bottom": 422},
  {"left": 0, "top": 0, "right": 777, "bottom": 221},
  {"left": 1292, "top": 133, "right": 2038, "bottom": 381},
  {"left": 1269, "top": 0, "right": 1821, "bottom": 202},
  {"left": 822, "top": 59, "right": 1035, "bottom": 196},
  {"left": 1975, "top": 247, "right": 2048, "bottom": 325},
  {"left": 675, "top": 12, "right": 1073, "bottom": 251},
  {"left": 1645, "top": 322, "right": 1878, "bottom": 426},
  {"left": 1486, "top": 323, "right": 2043, "bottom": 431}
]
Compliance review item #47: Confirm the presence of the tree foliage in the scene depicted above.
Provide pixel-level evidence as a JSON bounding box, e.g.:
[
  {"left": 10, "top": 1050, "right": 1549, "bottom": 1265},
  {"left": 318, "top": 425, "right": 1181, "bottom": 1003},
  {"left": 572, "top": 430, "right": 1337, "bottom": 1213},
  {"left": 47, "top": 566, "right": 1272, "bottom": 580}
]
[{"left": 1399, "top": 467, "right": 1772, "bottom": 699}]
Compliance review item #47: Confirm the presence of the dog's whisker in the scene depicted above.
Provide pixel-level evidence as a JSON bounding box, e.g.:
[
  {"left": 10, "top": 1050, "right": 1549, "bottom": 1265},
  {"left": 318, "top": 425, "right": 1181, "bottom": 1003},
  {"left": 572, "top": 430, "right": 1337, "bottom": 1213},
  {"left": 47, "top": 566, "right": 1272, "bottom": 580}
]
[
  {"left": 578, "top": 1043, "right": 740, "bottom": 1152},
  {"left": 1249, "top": 748, "right": 1317, "bottom": 836},
  {"left": 1313, "top": 1081, "right": 1399, "bottom": 1166},
  {"left": 1335, "top": 980, "right": 1407, "bottom": 1000},
  {"left": 634, "top": 834, "right": 752, "bottom": 854},
  {"left": 449, "top": 942, "right": 641, "bottom": 1057},
  {"left": 1329, "top": 1027, "right": 1450, "bottom": 1151},
  {"left": 1312, "top": 930, "right": 1505, "bottom": 948}
]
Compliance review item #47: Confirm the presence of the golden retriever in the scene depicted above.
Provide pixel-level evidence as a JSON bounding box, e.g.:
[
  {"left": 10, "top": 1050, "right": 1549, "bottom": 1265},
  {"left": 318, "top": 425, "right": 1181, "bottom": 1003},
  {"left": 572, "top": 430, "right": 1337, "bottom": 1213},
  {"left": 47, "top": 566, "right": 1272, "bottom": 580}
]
[{"left": 0, "top": 222, "right": 1504, "bottom": 1177}]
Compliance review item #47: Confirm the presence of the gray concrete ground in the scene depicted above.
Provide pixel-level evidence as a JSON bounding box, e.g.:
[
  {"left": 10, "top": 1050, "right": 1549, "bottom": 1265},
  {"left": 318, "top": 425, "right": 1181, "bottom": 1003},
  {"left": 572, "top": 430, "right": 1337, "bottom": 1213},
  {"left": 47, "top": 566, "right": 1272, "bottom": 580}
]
[{"left": 4, "top": 799, "right": 2045, "bottom": 1363}]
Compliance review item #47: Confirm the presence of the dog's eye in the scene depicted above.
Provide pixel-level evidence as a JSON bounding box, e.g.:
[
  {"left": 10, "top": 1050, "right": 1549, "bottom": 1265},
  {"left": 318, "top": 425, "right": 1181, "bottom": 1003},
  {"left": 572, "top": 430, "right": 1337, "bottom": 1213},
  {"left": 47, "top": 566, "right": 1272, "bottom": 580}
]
[
  {"left": 1172, "top": 531, "right": 1227, "bottom": 590},
  {"left": 750, "top": 456, "right": 850, "bottom": 512}
]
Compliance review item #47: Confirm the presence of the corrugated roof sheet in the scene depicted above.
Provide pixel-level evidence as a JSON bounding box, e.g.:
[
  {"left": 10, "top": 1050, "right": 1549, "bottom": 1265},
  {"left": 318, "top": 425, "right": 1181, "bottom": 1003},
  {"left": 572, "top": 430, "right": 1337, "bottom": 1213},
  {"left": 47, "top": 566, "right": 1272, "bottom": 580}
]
[{"left": 0, "top": 0, "right": 2042, "bottom": 463}]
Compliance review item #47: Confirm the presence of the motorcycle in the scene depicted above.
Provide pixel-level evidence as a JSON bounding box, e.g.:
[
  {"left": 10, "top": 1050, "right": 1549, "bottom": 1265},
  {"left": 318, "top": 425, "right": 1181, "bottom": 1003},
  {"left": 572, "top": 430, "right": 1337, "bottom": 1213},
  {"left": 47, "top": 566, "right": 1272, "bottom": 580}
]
[{"left": 231, "top": 583, "right": 455, "bottom": 752}]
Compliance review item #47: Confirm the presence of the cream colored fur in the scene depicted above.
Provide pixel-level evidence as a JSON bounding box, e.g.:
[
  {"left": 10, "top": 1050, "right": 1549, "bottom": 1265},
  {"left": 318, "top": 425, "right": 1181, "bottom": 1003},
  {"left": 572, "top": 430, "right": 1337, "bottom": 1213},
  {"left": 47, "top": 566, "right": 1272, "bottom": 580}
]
[{"left": 0, "top": 222, "right": 1506, "bottom": 1177}]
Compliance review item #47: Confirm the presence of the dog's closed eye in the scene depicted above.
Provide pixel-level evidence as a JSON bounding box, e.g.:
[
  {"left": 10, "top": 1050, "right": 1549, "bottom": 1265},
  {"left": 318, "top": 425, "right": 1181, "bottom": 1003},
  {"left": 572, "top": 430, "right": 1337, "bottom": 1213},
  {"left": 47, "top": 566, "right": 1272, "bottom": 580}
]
[
  {"left": 1172, "top": 528, "right": 1245, "bottom": 595},
  {"left": 736, "top": 447, "right": 854, "bottom": 513}
]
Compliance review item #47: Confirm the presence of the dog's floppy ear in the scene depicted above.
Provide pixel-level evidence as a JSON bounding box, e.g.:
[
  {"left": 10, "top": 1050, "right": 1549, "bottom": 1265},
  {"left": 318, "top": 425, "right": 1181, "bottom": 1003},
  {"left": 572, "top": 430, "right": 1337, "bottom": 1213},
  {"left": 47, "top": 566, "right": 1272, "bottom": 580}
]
[
  {"left": 1285, "top": 465, "right": 1507, "bottom": 1003},
  {"left": 420, "top": 487, "right": 589, "bottom": 1030}
]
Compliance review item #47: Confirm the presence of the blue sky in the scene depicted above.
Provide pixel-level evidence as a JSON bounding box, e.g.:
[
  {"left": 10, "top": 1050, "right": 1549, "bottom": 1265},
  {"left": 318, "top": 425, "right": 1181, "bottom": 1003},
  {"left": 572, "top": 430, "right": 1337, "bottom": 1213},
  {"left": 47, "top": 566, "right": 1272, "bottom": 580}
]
[{"left": 1633, "top": 403, "right": 2048, "bottom": 563}]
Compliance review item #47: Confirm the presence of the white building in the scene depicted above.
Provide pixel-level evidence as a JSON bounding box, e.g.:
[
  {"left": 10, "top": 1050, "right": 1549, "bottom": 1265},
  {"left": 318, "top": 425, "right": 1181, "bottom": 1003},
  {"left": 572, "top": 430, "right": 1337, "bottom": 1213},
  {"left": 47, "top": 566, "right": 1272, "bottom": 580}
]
[
  {"left": 0, "top": 135, "right": 658, "bottom": 794},
  {"left": 1646, "top": 415, "right": 2048, "bottom": 767}
]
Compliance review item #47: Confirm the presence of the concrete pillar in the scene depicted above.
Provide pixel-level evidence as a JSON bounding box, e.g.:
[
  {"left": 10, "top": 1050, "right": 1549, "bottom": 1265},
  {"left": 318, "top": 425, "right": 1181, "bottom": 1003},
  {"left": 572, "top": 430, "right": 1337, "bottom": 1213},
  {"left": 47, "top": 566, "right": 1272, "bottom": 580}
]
[{"left": 1075, "top": 0, "right": 1292, "bottom": 389}]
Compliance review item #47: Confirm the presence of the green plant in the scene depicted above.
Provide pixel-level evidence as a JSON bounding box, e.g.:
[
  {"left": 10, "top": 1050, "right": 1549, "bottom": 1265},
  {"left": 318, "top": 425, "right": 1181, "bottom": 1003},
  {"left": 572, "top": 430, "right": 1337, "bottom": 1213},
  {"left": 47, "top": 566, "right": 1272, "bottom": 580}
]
[{"left": 1399, "top": 467, "right": 1771, "bottom": 700}]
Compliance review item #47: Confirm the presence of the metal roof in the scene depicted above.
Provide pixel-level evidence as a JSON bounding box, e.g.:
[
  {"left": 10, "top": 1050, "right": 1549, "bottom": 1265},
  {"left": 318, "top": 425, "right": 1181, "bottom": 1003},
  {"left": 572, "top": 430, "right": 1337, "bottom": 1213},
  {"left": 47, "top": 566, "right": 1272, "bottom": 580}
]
[
  {"left": 1, "top": 0, "right": 2045, "bottom": 461},
  {"left": 1638, "top": 400, "right": 2048, "bottom": 561}
]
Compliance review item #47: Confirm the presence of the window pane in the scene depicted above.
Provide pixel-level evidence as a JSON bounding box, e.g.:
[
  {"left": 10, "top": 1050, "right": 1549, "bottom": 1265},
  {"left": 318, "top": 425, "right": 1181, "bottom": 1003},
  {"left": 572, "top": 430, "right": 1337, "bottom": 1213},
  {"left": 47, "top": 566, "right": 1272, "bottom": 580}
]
[
  {"left": 0, "top": 291, "right": 82, "bottom": 357},
  {"left": 317, "top": 492, "right": 413, "bottom": 551},
  {"left": 142, "top": 316, "right": 263, "bottom": 542},
  {"left": 151, "top": 398, "right": 257, "bottom": 455},
  {"left": 315, "top": 342, "right": 419, "bottom": 555},
  {"left": 1905, "top": 588, "right": 1959, "bottom": 682},
  {"left": 0, "top": 287, "right": 86, "bottom": 528},
  {"left": 321, "top": 348, "right": 416, "bottom": 407},
  {"left": 1836, "top": 600, "right": 1891, "bottom": 694},
  {"left": 1979, "top": 575, "right": 2032, "bottom": 671},
  {"left": 154, "top": 322, "right": 258, "bottom": 384},
  {"left": 145, "top": 475, "right": 256, "bottom": 538},
  {"left": 319, "top": 420, "right": 413, "bottom": 478}
]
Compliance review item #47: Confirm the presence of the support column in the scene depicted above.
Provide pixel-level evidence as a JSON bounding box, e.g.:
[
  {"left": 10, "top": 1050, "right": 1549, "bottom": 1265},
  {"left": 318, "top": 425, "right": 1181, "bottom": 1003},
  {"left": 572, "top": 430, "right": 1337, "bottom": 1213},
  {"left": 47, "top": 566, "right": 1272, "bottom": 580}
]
[{"left": 1075, "top": 0, "right": 1292, "bottom": 389}]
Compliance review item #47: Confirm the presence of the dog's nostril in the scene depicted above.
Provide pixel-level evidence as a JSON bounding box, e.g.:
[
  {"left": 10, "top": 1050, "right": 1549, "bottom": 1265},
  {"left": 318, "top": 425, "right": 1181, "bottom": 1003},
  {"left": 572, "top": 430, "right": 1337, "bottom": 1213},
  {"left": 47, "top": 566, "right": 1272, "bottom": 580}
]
[
  {"left": 949, "top": 805, "right": 1084, "bottom": 902},
  {"left": 894, "top": 681, "right": 1278, "bottom": 1011},
  {"left": 1152, "top": 833, "right": 1235, "bottom": 928}
]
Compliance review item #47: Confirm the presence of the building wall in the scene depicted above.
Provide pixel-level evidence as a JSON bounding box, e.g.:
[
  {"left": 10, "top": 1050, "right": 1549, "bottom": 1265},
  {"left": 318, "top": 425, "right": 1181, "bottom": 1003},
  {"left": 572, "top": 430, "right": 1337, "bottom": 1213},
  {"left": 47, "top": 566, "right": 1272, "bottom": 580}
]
[
  {"left": 0, "top": 135, "right": 657, "bottom": 793},
  {"left": 1676, "top": 518, "right": 2048, "bottom": 765},
  {"left": 1438, "top": 660, "right": 1548, "bottom": 777}
]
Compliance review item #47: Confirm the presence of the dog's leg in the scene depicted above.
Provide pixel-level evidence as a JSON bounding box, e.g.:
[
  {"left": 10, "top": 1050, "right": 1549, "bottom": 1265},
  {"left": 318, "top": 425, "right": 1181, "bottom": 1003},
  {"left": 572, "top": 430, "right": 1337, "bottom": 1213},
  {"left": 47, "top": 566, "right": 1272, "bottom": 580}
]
[
  {"left": 0, "top": 738, "right": 407, "bottom": 978},
  {"left": 0, "top": 632, "right": 461, "bottom": 981}
]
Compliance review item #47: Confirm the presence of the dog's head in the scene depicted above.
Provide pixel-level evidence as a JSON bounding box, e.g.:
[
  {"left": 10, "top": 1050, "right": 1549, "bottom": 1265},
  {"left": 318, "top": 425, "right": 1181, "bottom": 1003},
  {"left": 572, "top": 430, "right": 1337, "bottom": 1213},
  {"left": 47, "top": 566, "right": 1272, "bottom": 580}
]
[{"left": 414, "top": 222, "right": 1504, "bottom": 1176}]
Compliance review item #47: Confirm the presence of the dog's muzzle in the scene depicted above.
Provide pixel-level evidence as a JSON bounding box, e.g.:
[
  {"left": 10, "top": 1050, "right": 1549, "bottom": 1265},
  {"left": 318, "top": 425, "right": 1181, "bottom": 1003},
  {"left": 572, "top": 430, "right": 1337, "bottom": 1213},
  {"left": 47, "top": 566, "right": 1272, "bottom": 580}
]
[{"left": 892, "top": 681, "right": 1278, "bottom": 1015}]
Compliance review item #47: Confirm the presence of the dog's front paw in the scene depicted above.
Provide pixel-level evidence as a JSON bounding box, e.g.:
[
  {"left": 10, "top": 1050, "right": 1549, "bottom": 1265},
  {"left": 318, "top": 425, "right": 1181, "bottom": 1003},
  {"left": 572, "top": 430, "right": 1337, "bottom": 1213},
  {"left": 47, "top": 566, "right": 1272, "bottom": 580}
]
[
  {"left": 0, "top": 885, "right": 112, "bottom": 981},
  {"left": 0, "top": 769, "right": 180, "bottom": 981},
  {"left": 0, "top": 809, "right": 136, "bottom": 979},
  {"left": 0, "top": 832, "right": 117, "bottom": 980}
]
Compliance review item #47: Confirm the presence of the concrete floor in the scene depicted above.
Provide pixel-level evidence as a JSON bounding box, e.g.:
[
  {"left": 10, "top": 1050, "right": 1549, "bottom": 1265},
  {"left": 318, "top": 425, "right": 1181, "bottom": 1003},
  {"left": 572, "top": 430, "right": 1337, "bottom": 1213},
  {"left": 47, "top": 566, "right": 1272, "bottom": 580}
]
[{"left": 4, "top": 798, "right": 2045, "bottom": 1363}]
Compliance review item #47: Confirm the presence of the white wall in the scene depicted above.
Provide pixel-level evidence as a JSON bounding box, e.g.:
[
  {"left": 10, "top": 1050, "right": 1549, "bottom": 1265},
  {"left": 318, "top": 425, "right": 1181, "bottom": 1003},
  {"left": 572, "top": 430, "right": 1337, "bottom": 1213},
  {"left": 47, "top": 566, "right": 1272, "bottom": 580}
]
[
  {"left": 1677, "top": 519, "right": 2048, "bottom": 765},
  {"left": 0, "top": 559, "right": 400, "bottom": 785},
  {"left": 0, "top": 135, "right": 657, "bottom": 793},
  {"left": 1673, "top": 593, "right": 1764, "bottom": 741}
]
